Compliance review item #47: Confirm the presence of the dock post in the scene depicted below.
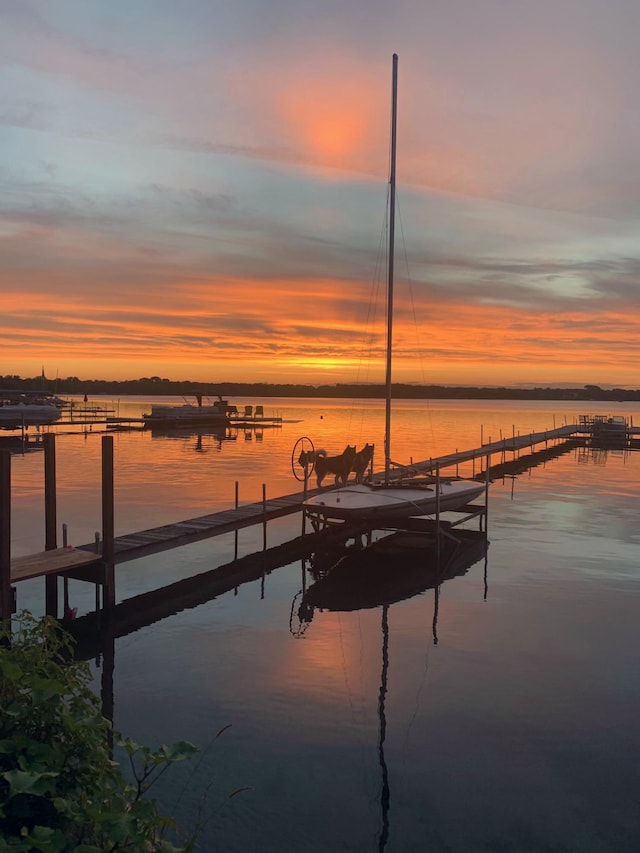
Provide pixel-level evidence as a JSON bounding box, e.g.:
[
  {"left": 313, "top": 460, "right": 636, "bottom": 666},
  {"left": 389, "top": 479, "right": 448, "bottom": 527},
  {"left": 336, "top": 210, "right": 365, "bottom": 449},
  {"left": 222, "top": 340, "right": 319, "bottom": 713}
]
[
  {"left": 234, "top": 481, "right": 239, "bottom": 559},
  {"left": 93, "top": 537, "right": 100, "bottom": 610},
  {"left": 101, "top": 436, "right": 115, "bottom": 608},
  {"left": 301, "top": 468, "right": 308, "bottom": 535},
  {"left": 435, "top": 463, "right": 441, "bottom": 561},
  {"left": 0, "top": 451, "right": 11, "bottom": 624},
  {"left": 262, "top": 483, "right": 267, "bottom": 550},
  {"left": 62, "top": 523, "right": 70, "bottom": 614},
  {"left": 43, "top": 434, "right": 58, "bottom": 617},
  {"left": 483, "top": 453, "right": 491, "bottom": 532}
]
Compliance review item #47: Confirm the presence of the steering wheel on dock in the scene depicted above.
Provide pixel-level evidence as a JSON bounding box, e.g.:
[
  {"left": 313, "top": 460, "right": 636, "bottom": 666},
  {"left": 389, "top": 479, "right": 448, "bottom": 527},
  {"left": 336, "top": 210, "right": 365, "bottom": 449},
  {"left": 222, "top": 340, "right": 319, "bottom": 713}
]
[{"left": 291, "top": 436, "right": 316, "bottom": 481}]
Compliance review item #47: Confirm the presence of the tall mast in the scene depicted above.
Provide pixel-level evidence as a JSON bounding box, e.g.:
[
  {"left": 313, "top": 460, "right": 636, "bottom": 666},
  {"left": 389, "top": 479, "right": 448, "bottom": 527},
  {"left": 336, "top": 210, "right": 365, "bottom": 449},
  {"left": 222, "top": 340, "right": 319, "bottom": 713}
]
[{"left": 384, "top": 53, "right": 398, "bottom": 484}]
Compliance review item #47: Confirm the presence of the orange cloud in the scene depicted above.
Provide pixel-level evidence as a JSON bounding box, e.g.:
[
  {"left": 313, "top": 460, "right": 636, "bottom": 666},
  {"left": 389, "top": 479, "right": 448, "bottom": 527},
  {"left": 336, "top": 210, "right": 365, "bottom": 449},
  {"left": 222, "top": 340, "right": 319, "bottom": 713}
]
[
  {"left": 4, "top": 260, "right": 640, "bottom": 388},
  {"left": 278, "top": 77, "right": 373, "bottom": 168}
]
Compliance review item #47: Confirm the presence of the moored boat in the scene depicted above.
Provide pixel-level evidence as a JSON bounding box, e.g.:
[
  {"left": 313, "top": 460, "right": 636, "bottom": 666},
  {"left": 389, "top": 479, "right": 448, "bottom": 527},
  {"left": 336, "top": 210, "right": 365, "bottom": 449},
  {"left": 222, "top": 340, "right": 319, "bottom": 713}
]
[
  {"left": 143, "top": 394, "right": 235, "bottom": 428},
  {"left": 0, "top": 391, "right": 63, "bottom": 430},
  {"left": 143, "top": 394, "right": 282, "bottom": 428},
  {"left": 305, "top": 477, "right": 485, "bottom": 522}
]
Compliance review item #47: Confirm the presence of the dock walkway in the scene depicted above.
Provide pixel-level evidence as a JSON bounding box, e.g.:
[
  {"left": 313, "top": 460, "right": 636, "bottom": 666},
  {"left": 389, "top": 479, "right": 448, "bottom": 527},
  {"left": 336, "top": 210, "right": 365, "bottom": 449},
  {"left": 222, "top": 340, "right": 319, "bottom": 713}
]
[
  {"left": 382, "top": 424, "right": 579, "bottom": 477},
  {"left": 11, "top": 547, "right": 104, "bottom": 582},
  {"left": 82, "top": 488, "right": 318, "bottom": 564},
  {"left": 51, "top": 426, "right": 583, "bottom": 570},
  {"left": 2, "top": 423, "right": 584, "bottom": 618}
]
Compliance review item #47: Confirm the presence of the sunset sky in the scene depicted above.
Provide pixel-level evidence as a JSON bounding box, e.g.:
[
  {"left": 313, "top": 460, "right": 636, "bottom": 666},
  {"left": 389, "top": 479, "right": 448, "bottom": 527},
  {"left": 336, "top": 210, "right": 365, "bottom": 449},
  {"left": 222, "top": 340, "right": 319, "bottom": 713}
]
[{"left": 2, "top": 0, "right": 640, "bottom": 387}]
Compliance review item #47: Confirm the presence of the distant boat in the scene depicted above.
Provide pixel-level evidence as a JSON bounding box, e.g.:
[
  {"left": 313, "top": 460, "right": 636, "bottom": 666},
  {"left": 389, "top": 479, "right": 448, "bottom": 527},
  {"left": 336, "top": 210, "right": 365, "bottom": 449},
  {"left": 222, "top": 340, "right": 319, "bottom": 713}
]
[
  {"left": 593, "top": 415, "right": 628, "bottom": 434},
  {"left": 143, "top": 394, "right": 282, "bottom": 429},
  {"left": 579, "top": 414, "right": 630, "bottom": 446},
  {"left": 303, "top": 55, "right": 485, "bottom": 525},
  {"left": 0, "top": 391, "right": 62, "bottom": 430},
  {"left": 143, "top": 394, "right": 236, "bottom": 428}
]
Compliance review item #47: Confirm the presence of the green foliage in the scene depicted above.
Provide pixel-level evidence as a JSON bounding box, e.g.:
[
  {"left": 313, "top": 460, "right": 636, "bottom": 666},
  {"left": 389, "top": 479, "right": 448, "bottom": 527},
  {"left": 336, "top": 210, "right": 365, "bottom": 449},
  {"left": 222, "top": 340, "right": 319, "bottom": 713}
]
[{"left": 0, "top": 612, "right": 198, "bottom": 851}]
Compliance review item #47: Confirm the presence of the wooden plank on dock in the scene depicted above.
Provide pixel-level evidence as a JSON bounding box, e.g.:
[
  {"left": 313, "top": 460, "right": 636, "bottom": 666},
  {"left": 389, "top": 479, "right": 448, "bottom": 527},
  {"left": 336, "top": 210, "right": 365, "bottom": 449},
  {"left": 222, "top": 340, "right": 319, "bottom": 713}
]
[
  {"left": 11, "top": 548, "right": 103, "bottom": 582},
  {"left": 65, "top": 489, "right": 323, "bottom": 565}
]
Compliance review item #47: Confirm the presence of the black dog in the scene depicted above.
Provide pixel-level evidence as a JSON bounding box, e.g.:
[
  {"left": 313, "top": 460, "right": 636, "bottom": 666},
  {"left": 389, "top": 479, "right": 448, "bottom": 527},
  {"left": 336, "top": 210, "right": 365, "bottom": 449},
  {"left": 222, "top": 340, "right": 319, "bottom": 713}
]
[
  {"left": 314, "top": 445, "right": 356, "bottom": 487},
  {"left": 352, "top": 443, "right": 374, "bottom": 483}
]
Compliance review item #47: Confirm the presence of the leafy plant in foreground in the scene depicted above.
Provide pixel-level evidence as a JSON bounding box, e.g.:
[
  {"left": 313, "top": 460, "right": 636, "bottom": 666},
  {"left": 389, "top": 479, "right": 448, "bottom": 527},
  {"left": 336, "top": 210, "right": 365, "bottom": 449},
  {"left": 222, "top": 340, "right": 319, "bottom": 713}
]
[{"left": 0, "top": 611, "right": 197, "bottom": 851}]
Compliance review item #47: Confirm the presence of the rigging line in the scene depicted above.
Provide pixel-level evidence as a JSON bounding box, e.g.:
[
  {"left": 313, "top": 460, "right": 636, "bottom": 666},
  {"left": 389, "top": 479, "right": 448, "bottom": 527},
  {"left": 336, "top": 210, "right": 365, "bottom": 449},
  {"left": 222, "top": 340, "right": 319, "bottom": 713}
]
[
  {"left": 336, "top": 611, "right": 369, "bottom": 758},
  {"left": 345, "top": 47, "right": 396, "bottom": 444},
  {"left": 395, "top": 189, "right": 436, "bottom": 449},
  {"left": 345, "top": 185, "right": 390, "bottom": 443},
  {"left": 399, "top": 545, "right": 460, "bottom": 772},
  {"left": 337, "top": 609, "right": 382, "bottom": 821},
  {"left": 399, "top": 590, "right": 436, "bottom": 764},
  {"left": 377, "top": 604, "right": 390, "bottom": 853},
  {"left": 394, "top": 192, "right": 427, "bottom": 386}
]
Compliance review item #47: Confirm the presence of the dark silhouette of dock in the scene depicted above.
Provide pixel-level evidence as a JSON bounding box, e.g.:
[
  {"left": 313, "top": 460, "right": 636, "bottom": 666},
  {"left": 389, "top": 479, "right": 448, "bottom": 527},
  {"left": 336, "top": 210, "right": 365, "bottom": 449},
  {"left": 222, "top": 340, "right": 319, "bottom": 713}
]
[{"left": 0, "top": 423, "right": 597, "bottom": 620}]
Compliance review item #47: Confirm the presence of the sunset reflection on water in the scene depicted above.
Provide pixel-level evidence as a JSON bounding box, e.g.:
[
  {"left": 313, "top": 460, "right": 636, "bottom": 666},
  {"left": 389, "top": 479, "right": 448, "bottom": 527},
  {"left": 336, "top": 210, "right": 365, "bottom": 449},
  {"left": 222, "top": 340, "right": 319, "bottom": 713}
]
[{"left": 4, "top": 397, "right": 640, "bottom": 851}]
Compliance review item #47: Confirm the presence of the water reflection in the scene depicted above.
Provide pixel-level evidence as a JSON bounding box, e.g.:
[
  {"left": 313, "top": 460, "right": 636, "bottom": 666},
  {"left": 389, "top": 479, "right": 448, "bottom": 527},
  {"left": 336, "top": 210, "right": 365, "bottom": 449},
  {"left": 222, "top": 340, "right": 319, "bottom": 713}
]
[
  {"left": 148, "top": 425, "right": 237, "bottom": 452},
  {"left": 577, "top": 443, "right": 640, "bottom": 464},
  {"left": 68, "top": 530, "right": 324, "bottom": 661},
  {"left": 10, "top": 399, "right": 637, "bottom": 851},
  {"left": 290, "top": 527, "right": 489, "bottom": 851},
  {"left": 148, "top": 422, "right": 281, "bottom": 450},
  {"left": 0, "top": 433, "right": 45, "bottom": 455},
  {"left": 295, "top": 528, "right": 488, "bottom": 630}
]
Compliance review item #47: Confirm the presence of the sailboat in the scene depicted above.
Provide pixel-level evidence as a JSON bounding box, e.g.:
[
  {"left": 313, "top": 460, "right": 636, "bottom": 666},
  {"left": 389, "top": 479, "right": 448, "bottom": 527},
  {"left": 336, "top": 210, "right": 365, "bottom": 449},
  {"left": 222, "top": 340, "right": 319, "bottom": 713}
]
[{"left": 303, "top": 55, "right": 486, "bottom": 524}]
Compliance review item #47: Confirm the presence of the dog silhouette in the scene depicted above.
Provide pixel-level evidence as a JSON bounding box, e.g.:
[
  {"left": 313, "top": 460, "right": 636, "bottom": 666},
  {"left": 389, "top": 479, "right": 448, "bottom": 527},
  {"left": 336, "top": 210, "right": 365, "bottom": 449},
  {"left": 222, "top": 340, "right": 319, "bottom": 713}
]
[
  {"left": 352, "top": 443, "right": 374, "bottom": 483},
  {"left": 315, "top": 445, "right": 356, "bottom": 487}
]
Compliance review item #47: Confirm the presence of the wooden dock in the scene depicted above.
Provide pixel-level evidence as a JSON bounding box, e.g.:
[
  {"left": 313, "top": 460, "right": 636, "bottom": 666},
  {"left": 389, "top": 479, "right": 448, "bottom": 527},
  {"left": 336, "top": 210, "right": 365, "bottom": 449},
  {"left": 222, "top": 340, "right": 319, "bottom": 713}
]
[
  {"left": 10, "top": 548, "right": 104, "bottom": 582},
  {"left": 0, "top": 423, "right": 588, "bottom": 620},
  {"left": 83, "top": 489, "right": 317, "bottom": 564},
  {"left": 377, "top": 424, "right": 579, "bottom": 478}
]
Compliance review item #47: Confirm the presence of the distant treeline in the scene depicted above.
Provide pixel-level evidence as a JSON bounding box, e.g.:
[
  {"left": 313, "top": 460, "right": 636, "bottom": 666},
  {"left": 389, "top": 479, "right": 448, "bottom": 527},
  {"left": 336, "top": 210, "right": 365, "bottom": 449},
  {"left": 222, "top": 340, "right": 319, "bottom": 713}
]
[{"left": 3, "top": 375, "right": 640, "bottom": 402}]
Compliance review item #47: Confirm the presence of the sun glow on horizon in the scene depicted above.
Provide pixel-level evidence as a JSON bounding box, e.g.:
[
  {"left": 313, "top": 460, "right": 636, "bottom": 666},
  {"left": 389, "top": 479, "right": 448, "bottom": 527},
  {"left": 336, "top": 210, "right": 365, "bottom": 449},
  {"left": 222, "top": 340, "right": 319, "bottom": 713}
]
[{"left": 4, "top": 259, "right": 640, "bottom": 386}]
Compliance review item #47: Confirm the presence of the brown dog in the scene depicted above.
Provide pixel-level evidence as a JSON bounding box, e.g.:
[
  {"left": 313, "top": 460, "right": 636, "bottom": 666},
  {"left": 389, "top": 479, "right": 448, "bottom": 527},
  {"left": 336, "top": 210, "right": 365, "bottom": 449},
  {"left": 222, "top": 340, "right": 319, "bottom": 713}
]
[
  {"left": 315, "top": 445, "right": 356, "bottom": 487},
  {"left": 352, "top": 443, "right": 374, "bottom": 483}
]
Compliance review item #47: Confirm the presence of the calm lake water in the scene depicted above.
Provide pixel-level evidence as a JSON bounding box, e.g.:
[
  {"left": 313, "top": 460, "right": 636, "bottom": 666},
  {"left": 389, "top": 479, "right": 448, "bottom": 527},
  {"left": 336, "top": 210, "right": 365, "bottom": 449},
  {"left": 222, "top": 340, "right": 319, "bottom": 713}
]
[{"left": 6, "top": 396, "right": 640, "bottom": 852}]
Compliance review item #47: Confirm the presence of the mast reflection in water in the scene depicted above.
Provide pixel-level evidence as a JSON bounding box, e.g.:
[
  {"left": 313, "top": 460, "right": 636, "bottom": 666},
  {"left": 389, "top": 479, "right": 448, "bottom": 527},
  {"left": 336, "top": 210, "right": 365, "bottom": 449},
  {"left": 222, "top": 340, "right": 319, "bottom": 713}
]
[{"left": 294, "top": 527, "right": 489, "bottom": 851}]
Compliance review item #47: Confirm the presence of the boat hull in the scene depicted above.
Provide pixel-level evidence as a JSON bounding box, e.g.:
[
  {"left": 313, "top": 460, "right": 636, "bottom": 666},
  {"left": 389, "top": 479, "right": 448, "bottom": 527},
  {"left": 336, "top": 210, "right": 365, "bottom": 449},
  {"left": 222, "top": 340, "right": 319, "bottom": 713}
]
[
  {"left": 143, "top": 413, "right": 231, "bottom": 428},
  {"left": 0, "top": 404, "right": 62, "bottom": 429},
  {"left": 303, "top": 479, "right": 485, "bottom": 522}
]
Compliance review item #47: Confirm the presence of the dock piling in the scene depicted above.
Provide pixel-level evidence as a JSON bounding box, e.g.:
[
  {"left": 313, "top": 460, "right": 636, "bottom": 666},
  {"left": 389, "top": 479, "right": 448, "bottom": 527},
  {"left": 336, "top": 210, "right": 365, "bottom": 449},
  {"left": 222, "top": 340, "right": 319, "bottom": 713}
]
[
  {"left": 1, "top": 451, "right": 11, "bottom": 623},
  {"left": 44, "top": 434, "right": 58, "bottom": 617},
  {"left": 101, "top": 436, "right": 115, "bottom": 608},
  {"left": 234, "top": 481, "right": 239, "bottom": 559},
  {"left": 262, "top": 484, "right": 267, "bottom": 550}
]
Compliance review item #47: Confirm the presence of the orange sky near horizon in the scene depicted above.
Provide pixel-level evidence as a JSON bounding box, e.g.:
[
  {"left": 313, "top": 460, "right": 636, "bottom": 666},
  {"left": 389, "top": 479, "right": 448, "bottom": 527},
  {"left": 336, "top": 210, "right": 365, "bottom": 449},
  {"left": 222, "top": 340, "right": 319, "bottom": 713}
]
[{"left": 5, "top": 271, "right": 640, "bottom": 387}]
